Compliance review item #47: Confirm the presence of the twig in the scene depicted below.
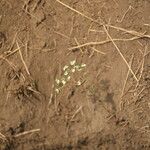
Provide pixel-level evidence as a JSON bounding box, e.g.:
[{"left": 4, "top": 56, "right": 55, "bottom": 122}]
[
  {"left": 0, "top": 15, "right": 2, "bottom": 23},
  {"left": 24, "top": 32, "right": 30, "bottom": 62},
  {"left": 112, "top": 0, "right": 119, "bottom": 6},
  {"left": 71, "top": 106, "right": 83, "bottom": 121},
  {"left": 23, "top": 0, "right": 32, "bottom": 11},
  {"left": 0, "top": 45, "right": 26, "bottom": 62},
  {"left": 137, "top": 56, "right": 145, "bottom": 82},
  {"left": 91, "top": 47, "right": 106, "bottom": 55},
  {"left": 89, "top": 49, "right": 94, "bottom": 58},
  {"left": 144, "top": 50, "right": 150, "bottom": 57},
  {"left": 56, "top": 0, "right": 97, "bottom": 23},
  {"left": 9, "top": 32, "right": 18, "bottom": 51},
  {"left": 69, "top": 37, "right": 140, "bottom": 50},
  {"left": 54, "top": 94, "right": 59, "bottom": 115},
  {"left": 135, "top": 45, "right": 147, "bottom": 88},
  {"left": 144, "top": 24, "right": 150, "bottom": 27},
  {"left": 48, "top": 93, "right": 53, "bottom": 106},
  {"left": 107, "top": 24, "right": 150, "bottom": 38},
  {"left": 0, "top": 52, "right": 26, "bottom": 83},
  {"left": 32, "top": 0, "right": 41, "bottom": 11},
  {"left": 0, "top": 56, "right": 26, "bottom": 81},
  {"left": 23, "top": 9, "right": 42, "bottom": 23},
  {"left": 16, "top": 41, "right": 30, "bottom": 75},
  {"left": 89, "top": 34, "right": 100, "bottom": 57},
  {"left": 137, "top": 48, "right": 144, "bottom": 55},
  {"left": 0, "top": 132, "right": 7, "bottom": 141},
  {"left": 14, "top": 129, "right": 40, "bottom": 138},
  {"left": 135, "top": 87, "right": 146, "bottom": 102},
  {"left": 135, "top": 60, "right": 143, "bottom": 75},
  {"left": 70, "top": 15, "right": 75, "bottom": 36},
  {"left": 89, "top": 29, "right": 104, "bottom": 34},
  {"left": 27, "top": 86, "right": 41, "bottom": 95},
  {"left": 54, "top": 31, "right": 70, "bottom": 39},
  {"left": 25, "top": 42, "right": 28, "bottom": 61},
  {"left": 1, "top": 56, "right": 18, "bottom": 72},
  {"left": 106, "top": 17, "right": 111, "bottom": 32},
  {"left": 103, "top": 26, "right": 138, "bottom": 82},
  {"left": 120, "top": 54, "right": 134, "bottom": 98},
  {"left": 74, "top": 37, "right": 84, "bottom": 53},
  {"left": 137, "top": 40, "right": 143, "bottom": 47},
  {"left": 88, "top": 22, "right": 94, "bottom": 35},
  {"left": 117, "top": 6, "right": 133, "bottom": 23},
  {"left": 120, "top": 55, "right": 134, "bottom": 110},
  {"left": 42, "top": 48, "right": 56, "bottom": 52}
]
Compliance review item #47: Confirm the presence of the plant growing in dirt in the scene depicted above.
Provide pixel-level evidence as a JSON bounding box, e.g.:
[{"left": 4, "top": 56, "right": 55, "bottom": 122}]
[{"left": 54, "top": 60, "right": 86, "bottom": 94}]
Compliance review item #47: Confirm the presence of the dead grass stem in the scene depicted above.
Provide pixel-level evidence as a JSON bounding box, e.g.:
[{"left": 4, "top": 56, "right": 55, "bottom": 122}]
[
  {"left": 74, "top": 37, "right": 84, "bottom": 53},
  {"left": 117, "top": 6, "right": 133, "bottom": 23},
  {"left": 69, "top": 37, "right": 140, "bottom": 50},
  {"left": 16, "top": 41, "right": 30, "bottom": 76},
  {"left": 103, "top": 26, "right": 138, "bottom": 82},
  {"left": 0, "top": 45, "right": 26, "bottom": 62},
  {"left": 120, "top": 55, "right": 134, "bottom": 110},
  {"left": 121, "top": 55, "right": 134, "bottom": 97},
  {"left": 9, "top": 32, "right": 18, "bottom": 51},
  {"left": 91, "top": 47, "right": 106, "bottom": 55},
  {"left": 71, "top": 106, "right": 83, "bottom": 121},
  {"left": 135, "top": 45, "right": 147, "bottom": 89},
  {"left": 56, "top": 0, "right": 150, "bottom": 38},
  {"left": 14, "top": 129, "right": 40, "bottom": 138},
  {"left": 0, "top": 132, "right": 7, "bottom": 141}
]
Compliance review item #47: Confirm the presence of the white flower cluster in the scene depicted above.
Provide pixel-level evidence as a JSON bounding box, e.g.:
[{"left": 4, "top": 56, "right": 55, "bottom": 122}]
[{"left": 55, "top": 60, "right": 86, "bottom": 94}]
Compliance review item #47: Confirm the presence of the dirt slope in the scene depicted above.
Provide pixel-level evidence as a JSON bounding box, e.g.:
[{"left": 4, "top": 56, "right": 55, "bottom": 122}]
[{"left": 0, "top": 0, "right": 150, "bottom": 149}]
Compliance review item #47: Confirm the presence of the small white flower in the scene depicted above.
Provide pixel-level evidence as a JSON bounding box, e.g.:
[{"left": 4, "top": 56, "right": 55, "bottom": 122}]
[
  {"left": 77, "top": 81, "right": 82, "bottom": 86},
  {"left": 55, "top": 89, "right": 60, "bottom": 93},
  {"left": 70, "top": 60, "right": 76, "bottom": 65},
  {"left": 62, "top": 79, "right": 66, "bottom": 85},
  {"left": 75, "top": 65, "right": 80, "bottom": 69},
  {"left": 71, "top": 68, "right": 76, "bottom": 72},
  {"left": 64, "top": 71, "right": 69, "bottom": 76},
  {"left": 55, "top": 79, "right": 60, "bottom": 84},
  {"left": 63, "top": 65, "right": 69, "bottom": 71},
  {"left": 81, "top": 64, "right": 86, "bottom": 67},
  {"left": 77, "top": 68, "right": 82, "bottom": 71},
  {"left": 67, "top": 76, "right": 71, "bottom": 81}
]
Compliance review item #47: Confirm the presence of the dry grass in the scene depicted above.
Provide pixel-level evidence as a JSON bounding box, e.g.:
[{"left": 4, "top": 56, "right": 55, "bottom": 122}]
[
  {"left": 16, "top": 40, "right": 30, "bottom": 76},
  {"left": 14, "top": 129, "right": 40, "bottom": 138},
  {"left": 56, "top": 0, "right": 150, "bottom": 38},
  {"left": 103, "top": 26, "right": 138, "bottom": 82},
  {"left": 120, "top": 55, "right": 134, "bottom": 110},
  {"left": 69, "top": 37, "right": 141, "bottom": 50},
  {"left": 0, "top": 132, "right": 7, "bottom": 141},
  {"left": 117, "top": 5, "right": 133, "bottom": 23}
]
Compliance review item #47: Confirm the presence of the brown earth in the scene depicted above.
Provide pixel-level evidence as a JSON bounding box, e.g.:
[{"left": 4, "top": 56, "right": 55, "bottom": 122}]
[{"left": 0, "top": 0, "right": 150, "bottom": 150}]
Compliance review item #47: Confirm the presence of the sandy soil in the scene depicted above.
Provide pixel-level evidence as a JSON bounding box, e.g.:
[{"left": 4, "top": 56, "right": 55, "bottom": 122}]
[{"left": 0, "top": 0, "right": 150, "bottom": 149}]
